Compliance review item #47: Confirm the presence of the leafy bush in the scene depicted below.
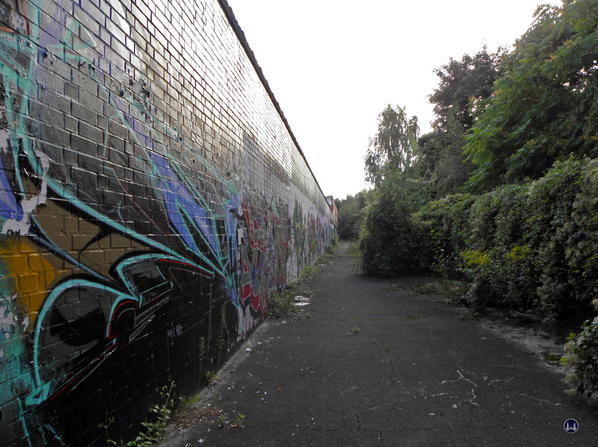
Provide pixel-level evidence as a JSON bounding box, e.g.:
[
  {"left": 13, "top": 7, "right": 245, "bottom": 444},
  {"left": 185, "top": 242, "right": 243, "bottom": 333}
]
[
  {"left": 460, "top": 246, "right": 538, "bottom": 311},
  {"left": 417, "top": 157, "right": 598, "bottom": 321},
  {"left": 417, "top": 193, "right": 475, "bottom": 277},
  {"left": 563, "top": 314, "right": 598, "bottom": 398},
  {"left": 528, "top": 158, "right": 593, "bottom": 318},
  {"left": 358, "top": 193, "right": 430, "bottom": 277}
]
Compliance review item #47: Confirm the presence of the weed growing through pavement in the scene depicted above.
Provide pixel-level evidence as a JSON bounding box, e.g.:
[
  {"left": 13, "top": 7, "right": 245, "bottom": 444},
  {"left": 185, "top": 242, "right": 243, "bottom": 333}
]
[
  {"left": 205, "top": 370, "right": 219, "bottom": 386},
  {"left": 101, "top": 381, "right": 176, "bottom": 447},
  {"left": 127, "top": 381, "right": 176, "bottom": 446},
  {"left": 216, "top": 411, "right": 246, "bottom": 429},
  {"left": 234, "top": 413, "right": 246, "bottom": 428},
  {"left": 267, "top": 284, "right": 307, "bottom": 320},
  {"left": 346, "top": 323, "right": 362, "bottom": 336},
  {"left": 99, "top": 414, "right": 117, "bottom": 447},
  {"left": 267, "top": 268, "right": 315, "bottom": 320},
  {"left": 179, "top": 394, "right": 201, "bottom": 411}
]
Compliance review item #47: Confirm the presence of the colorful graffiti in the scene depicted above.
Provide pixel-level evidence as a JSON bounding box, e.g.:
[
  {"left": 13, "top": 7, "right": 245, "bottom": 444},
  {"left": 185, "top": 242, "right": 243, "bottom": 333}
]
[{"left": 0, "top": 0, "right": 334, "bottom": 446}]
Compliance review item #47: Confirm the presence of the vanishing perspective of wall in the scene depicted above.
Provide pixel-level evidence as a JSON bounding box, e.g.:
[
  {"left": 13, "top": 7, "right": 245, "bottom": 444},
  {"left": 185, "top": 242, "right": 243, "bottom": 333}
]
[{"left": 0, "top": 1, "right": 336, "bottom": 445}]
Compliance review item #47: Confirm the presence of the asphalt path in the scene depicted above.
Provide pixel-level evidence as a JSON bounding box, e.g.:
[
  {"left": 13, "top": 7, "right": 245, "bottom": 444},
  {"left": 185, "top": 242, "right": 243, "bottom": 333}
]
[{"left": 159, "top": 242, "right": 598, "bottom": 446}]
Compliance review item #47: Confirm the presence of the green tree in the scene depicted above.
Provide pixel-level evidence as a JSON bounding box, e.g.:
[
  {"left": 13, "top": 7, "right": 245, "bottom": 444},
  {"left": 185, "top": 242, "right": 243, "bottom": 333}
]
[
  {"left": 465, "top": 0, "right": 598, "bottom": 191},
  {"left": 359, "top": 104, "right": 432, "bottom": 276},
  {"left": 365, "top": 105, "right": 420, "bottom": 186},
  {"left": 430, "top": 48, "right": 504, "bottom": 131},
  {"left": 335, "top": 191, "right": 369, "bottom": 240},
  {"left": 358, "top": 190, "right": 429, "bottom": 277},
  {"left": 420, "top": 48, "right": 503, "bottom": 197}
]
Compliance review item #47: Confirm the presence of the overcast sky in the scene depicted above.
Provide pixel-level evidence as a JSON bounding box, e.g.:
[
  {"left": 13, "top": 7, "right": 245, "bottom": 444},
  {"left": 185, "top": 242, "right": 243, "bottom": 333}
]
[{"left": 225, "top": 0, "right": 562, "bottom": 200}]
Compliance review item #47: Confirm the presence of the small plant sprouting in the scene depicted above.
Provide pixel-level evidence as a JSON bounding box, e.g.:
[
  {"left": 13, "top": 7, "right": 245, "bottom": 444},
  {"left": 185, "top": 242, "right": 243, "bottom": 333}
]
[
  {"left": 346, "top": 325, "right": 362, "bottom": 336},
  {"left": 179, "top": 394, "right": 201, "bottom": 411},
  {"left": 300, "top": 264, "right": 318, "bottom": 279},
  {"left": 216, "top": 411, "right": 246, "bottom": 429},
  {"left": 234, "top": 413, "right": 246, "bottom": 428},
  {"left": 99, "top": 414, "right": 117, "bottom": 446},
  {"left": 126, "top": 380, "right": 176, "bottom": 447},
  {"left": 205, "top": 370, "right": 219, "bottom": 386},
  {"left": 218, "top": 413, "right": 228, "bottom": 428}
]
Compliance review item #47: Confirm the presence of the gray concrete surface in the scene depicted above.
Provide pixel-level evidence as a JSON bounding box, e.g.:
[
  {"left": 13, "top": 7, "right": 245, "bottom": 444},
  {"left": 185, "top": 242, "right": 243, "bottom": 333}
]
[{"left": 159, "top": 242, "right": 598, "bottom": 446}]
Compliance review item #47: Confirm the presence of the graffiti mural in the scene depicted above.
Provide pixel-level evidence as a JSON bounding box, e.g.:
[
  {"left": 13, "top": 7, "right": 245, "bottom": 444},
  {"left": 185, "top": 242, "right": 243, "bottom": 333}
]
[{"left": 0, "top": 0, "right": 335, "bottom": 446}]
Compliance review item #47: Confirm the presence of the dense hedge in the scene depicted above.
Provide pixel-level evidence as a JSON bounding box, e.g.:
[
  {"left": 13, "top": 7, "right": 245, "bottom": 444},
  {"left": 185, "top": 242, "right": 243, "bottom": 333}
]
[
  {"left": 359, "top": 193, "right": 430, "bottom": 277},
  {"left": 417, "top": 157, "right": 598, "bottom": 321}
]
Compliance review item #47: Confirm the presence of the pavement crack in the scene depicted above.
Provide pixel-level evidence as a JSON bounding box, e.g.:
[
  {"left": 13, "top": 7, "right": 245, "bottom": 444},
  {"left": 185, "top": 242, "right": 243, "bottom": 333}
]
[
  {"left": 339, "top": 385, "right": 359, "bottom": 396},
  {"left": 469, "top": 388, "right": 479, "bottom": 407},
  {"left": 488, "top": 376, "right": 514, "bottom": 386},
  {"left": 383, "top": 343, "right": 397, "bottom": 386},
  {"left": 519, "top": 393, "right": 562, "bottom": 406},
  {"left": 442, "top": 370, "right": 477, "bottom": 387}
]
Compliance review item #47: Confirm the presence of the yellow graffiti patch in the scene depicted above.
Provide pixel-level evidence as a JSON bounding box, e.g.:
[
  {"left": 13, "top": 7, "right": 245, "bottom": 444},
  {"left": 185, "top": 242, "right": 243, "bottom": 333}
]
[{"left": 0, "top": 237, "right": 58, "bottom": 330}]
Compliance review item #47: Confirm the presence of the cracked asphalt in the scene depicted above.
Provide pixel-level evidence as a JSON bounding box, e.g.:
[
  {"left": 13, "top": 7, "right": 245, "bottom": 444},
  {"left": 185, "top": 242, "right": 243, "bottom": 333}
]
[{"left": 159, "top": 242, "right": 598, "bottom": 446}]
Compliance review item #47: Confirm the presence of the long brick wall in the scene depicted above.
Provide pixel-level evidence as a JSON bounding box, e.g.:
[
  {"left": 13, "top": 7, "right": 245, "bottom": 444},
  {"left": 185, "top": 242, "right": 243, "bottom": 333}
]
[{"left": 0, "top": 1, "right": 336, "bottom": 445}]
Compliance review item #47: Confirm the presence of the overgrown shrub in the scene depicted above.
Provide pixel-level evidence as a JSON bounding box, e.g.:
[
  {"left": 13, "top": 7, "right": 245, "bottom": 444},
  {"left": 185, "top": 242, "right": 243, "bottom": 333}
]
[
  {"left": 417, "top": 157, "right": 598, "bottom": 321},
  {"left": 525, "top": 158, "right": 598, "bottom": 319},
  {"left": 563, "top": 310, "right": 598, "bottom": 399},
  {"left": 460, "top": 246, "right": 538, "bottom": 311},
  {"left": 359, "top": 193, "right": 430, "bottom": 277},
  {"left": 417, "top": 193, "right": 475, "bottom": 277}
]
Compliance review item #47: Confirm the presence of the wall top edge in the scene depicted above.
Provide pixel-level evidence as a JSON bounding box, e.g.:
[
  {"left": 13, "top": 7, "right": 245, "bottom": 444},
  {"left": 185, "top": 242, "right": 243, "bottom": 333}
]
[{"left": 217, "top": 0, "right": 331, "bottom": 205}]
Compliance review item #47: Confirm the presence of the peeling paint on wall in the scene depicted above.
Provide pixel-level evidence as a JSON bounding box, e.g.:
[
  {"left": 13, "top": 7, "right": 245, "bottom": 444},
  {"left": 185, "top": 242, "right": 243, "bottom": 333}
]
[{"left": 0, "top": 0, "right": 335, "bottom": 445}]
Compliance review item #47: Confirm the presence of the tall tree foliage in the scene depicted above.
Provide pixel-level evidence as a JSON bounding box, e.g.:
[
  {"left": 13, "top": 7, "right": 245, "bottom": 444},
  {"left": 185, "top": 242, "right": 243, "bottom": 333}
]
[
  {"left": 360, "top": 104, "right": 430, "bottom": 276},
  {"left": 364, "top": 105, "right": 420, "bottom": 186},
  {"left": 430, "top": 49, "right": 503, "bottom": 131},
  {"left": 465, "top": 0, "right": 598, "bottom": 191},
  {"left": 420, "top": 49, "right": 503, "bottom": 197}
]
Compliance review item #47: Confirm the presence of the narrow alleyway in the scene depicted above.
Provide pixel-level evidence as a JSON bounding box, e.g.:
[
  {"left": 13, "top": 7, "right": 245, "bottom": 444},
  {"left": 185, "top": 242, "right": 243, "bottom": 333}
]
[{"left": 159, "top": 242, "right": 598, "bottom": 446}]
